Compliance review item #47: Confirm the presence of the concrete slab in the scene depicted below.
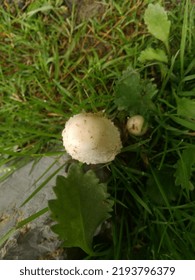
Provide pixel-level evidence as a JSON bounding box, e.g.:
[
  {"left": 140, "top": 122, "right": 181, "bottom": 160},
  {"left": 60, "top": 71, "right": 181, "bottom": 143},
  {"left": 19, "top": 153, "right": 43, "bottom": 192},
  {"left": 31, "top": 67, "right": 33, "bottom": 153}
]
[{"left": 0, "top": 155, "right": 69, "bottom": 259}]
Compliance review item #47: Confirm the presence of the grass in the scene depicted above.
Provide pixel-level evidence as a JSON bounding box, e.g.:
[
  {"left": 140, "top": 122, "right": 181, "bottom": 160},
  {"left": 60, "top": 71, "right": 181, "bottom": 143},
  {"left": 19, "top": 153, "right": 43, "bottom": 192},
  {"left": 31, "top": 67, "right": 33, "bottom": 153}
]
[
  {"left": 0, "top": 0, "right": 195, "bottom": 259},
  {"left": 0, "top": 0, "right": 143, "bottom": 170}
]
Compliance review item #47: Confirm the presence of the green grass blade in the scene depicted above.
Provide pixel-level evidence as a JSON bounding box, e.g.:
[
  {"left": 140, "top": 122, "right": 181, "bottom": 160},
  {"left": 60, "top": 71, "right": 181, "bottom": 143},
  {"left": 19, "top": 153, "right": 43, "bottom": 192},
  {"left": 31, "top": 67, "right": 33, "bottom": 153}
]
[
  {"left": 180, "top": 0, "right": 189, "bottom": 77},
  {"left": 20, "top": 163, "right": 66, "bottom": 207}
]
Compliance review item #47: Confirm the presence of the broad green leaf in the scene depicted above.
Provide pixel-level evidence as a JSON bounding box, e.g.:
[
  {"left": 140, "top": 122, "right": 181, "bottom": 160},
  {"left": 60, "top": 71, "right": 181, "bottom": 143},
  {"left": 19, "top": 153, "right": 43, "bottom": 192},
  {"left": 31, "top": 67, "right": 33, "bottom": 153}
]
[
  {"left": 144, "top": 4, "right": 171, "bottom": 48},
  {"left": 114, "top": 67, "right": 157, "bottom": 115},
  {"left": 139, "top": 48, "right": 168, "bottom": 63},
  {"left": 114, "top": 67, "right": 141, "bottom": 111},
  {"left": 176, "top": 97, "right": 195, "bottom": 119},
  {"left": 48, "top": 164, "right": 113, "bottom": 254},
  {"left": 174, "top": 147, "right": 195, "bottom": 193}
]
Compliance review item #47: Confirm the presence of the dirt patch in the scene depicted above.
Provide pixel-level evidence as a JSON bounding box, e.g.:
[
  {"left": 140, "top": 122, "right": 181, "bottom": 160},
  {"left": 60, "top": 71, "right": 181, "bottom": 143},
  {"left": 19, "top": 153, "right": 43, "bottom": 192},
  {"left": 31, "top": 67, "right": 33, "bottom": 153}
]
[{"left": 0, "top": 0, "right": 105, "bottom": 20}]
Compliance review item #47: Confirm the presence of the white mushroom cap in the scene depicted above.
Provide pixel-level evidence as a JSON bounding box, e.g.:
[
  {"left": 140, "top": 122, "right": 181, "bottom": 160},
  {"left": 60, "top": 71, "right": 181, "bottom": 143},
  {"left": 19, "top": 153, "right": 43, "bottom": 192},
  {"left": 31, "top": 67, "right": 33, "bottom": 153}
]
[
  {"left": 62, "top": 113, "right": 122, "bottom": 164},
  {"left": 126, "top": 115, "right": 148, "bottom": 136}
]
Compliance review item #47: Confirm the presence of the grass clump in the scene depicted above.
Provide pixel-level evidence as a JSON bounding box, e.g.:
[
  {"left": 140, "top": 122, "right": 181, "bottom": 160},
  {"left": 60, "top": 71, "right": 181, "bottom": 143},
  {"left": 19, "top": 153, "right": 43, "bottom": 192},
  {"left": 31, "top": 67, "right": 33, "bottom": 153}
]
[
  {"left": 0, "top": 0, "right": 195, "bottom": 260},
  {"left": 0, "top": 0, "right": 143, "bottom": 163}
]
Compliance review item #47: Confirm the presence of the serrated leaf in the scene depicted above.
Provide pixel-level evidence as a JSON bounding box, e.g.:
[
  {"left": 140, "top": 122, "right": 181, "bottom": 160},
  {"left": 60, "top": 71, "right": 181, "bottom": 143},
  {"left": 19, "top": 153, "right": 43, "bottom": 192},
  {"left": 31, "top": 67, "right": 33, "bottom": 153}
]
[
  {"left": 176, "top": 97, "right": 195, "bottom": 119},
  {"left": 144, "top": 4, "right": 171, "bottom": 48},
  {"left": 114, "top": 68, "right": 141, "bottom": 111},
  {"left": 138, "top": 47, "right": 168, "bottom": 63},
  {"left": 174, "top": 147, "right": 195, "bottom": 193},
  {"left": 48, "top": 164, "right": 113, "bottom": 254},
  {"left": 114, "top": 67, "right": 157, "bottom": 115}
]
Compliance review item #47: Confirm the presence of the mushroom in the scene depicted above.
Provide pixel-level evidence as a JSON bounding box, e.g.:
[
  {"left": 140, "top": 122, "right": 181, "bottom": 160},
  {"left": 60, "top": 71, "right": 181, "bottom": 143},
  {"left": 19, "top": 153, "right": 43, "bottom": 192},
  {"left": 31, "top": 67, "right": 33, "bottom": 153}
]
[
  {"left": 62, "top": 112, "right": 122, "bottom": 164},
  {"left": 126, "top": 115, "right": 148, "bottom": 136}
]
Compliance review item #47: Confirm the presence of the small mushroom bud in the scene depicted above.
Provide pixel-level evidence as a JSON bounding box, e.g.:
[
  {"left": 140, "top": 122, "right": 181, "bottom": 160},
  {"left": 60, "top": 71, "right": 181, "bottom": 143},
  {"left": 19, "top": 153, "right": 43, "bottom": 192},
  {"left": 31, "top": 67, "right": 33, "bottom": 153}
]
[
  {"left": 62, "top": 113, "right": 122, "bottom": 164},
  {"left": 126, "top": 115, "right": 148, "bottom": 136}
]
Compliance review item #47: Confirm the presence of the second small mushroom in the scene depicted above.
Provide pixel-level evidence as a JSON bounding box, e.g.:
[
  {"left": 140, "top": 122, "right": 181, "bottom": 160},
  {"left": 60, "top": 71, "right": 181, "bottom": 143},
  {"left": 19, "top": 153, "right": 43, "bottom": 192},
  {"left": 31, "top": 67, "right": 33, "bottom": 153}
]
[{"left": 126, "top": 115, "right": 148, "bottom": 136}]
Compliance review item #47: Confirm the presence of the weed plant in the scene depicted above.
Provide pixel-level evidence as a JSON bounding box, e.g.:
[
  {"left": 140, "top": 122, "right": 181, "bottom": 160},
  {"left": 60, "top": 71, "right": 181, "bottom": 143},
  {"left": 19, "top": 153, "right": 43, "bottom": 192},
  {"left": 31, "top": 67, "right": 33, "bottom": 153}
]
[{"left": 0, "top": 0, "right": 195, "bottom": 259}]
